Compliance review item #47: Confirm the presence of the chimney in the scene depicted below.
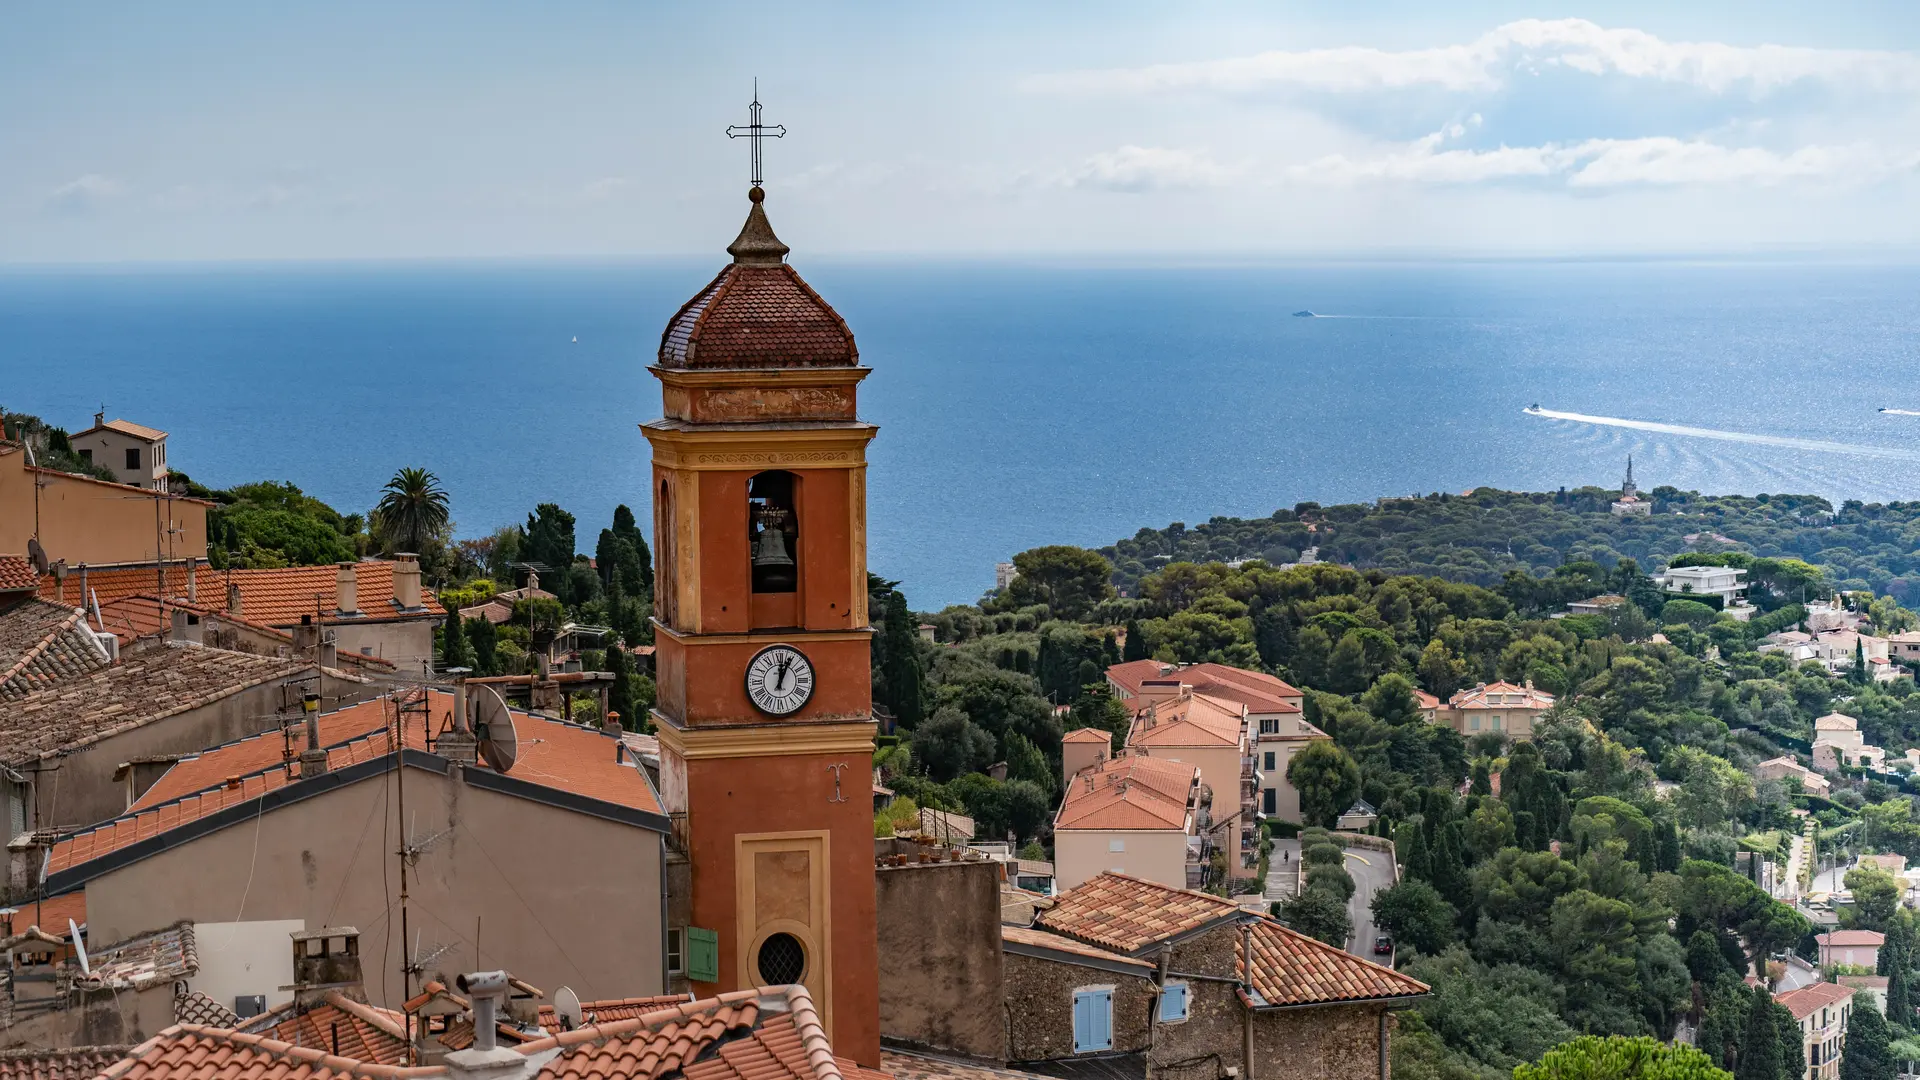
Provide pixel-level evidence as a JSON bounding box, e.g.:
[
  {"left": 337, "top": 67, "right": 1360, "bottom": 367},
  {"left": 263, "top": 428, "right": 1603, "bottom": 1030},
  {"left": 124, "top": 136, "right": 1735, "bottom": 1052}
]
[
  {"left": 1139, "top": 678, "right": 1185, "bottom": 707},
  {"left": 291, "top": 927, "right": 365, "bottom": 1005},
  {"left": 94, "top": 410, "right": 105, "bottom": 428},
  {"left": 442, "top": 675, "right": 478, "bottom": 765},
  {"left": 227, "top": 582, "right": 243, "bottom": 616},
  {"left": 186, "top": 563, "right": 197, "bottom": 604},
  {"left": 448, "top": 971, "right": 521, "bottom": 1072},
  {"left": 293, "top": 614, "right": 317, "bottom": 655},
  {"left": 299, "top": 692, "right": 329, "bottom": 778},
  {"left": 393, "top": 554, "right": 422, "bottom": 611},
  {"left": 170, "top": 609, "right": 203, "bottom": 644},
  {"left": 335, "top": 563, "right": 360, "bottom": 616}
]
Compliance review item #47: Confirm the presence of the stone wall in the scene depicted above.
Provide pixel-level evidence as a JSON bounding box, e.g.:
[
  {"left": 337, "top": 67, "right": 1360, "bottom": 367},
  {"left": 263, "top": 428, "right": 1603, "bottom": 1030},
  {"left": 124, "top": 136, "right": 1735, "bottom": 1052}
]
[
  {"left": 1003, "top": 951, "right": 1156, "bottom": 1063},
  {"left": 875, "top": 853, "right": 1006, "bottom": 1059},
  {"left": 1154, "top": 925, "right": 1247, "bottom": 1077},
  {"left": 1252, "top": 1002, "right": 1389, "bottom": 1080}
]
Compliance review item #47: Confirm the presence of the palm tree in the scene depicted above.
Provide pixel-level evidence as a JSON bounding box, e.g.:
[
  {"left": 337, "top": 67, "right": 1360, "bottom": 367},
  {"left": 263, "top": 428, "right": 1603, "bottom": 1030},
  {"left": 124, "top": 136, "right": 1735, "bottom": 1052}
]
[{"left": 375, "top": 467, "right": 450, "bottom": 555}]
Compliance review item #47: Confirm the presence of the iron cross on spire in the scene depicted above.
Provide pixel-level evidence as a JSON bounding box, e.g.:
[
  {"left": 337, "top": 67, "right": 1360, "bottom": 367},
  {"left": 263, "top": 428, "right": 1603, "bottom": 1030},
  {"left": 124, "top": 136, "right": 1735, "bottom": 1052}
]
[{"left": 726, "top": 81, "right": 785, "bottom": 188}]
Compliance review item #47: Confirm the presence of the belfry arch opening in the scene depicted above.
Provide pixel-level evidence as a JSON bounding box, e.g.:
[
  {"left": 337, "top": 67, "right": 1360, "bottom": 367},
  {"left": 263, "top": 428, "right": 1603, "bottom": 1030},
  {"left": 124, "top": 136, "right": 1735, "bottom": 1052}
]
[{"left": 749, "top": 470, "right": 800, "bottom": 595}]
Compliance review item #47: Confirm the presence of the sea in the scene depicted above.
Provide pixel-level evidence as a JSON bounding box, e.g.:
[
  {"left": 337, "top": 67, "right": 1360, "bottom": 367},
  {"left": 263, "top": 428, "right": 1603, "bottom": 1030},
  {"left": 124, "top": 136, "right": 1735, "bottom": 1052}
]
[{"left": 2, "top": 258, "right": 1918, "bottom": 610}]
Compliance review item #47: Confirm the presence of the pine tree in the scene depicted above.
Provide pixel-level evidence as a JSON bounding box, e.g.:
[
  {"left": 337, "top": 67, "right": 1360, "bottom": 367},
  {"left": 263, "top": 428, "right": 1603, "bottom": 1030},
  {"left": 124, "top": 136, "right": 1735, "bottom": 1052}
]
[
  {"left": 441, "top": 611, "right": 475, "bottom": 671},
  {"left": 1843, "top": 1005, "right": 1896, "bottom": 1080},
  {"left": 1122, "top": 619, "right": 1148, "bottom": 662},
  {"left": 1734, "top": 986, "right": 1781, "bottom": 1080},
  {"left": 611, "top": 504, "right": 653, "bottom": 592},
  {"left": 467, "top": 616, "right": 498, "bottom": 676}
]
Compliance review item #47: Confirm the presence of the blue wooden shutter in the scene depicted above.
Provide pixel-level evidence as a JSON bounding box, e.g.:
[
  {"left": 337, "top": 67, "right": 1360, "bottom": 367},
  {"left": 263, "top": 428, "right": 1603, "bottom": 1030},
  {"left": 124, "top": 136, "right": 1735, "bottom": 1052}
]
[
  {"left": 1161, "top": 982, "right": 1188, "bottom": 1023},
  {"left": 1092, "top": 990, "right": 1112, "bottom": 1049},
  {"left": 1072, "top": 991, "right": 1092, "bottom": 1053}
]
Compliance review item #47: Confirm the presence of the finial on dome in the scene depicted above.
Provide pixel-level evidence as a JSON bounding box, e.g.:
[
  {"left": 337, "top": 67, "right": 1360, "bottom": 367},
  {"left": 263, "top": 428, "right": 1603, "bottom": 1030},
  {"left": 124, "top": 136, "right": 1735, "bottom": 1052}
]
[{"left": 728, "top": 188, "right": 790, "bottom": 266}]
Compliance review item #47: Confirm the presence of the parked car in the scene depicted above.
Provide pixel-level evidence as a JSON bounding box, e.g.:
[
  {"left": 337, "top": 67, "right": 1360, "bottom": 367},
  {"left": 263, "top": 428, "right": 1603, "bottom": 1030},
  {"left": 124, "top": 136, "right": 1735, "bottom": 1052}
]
[{"left": 1373, "top": 935, "right": 1393, "bottom": 955}]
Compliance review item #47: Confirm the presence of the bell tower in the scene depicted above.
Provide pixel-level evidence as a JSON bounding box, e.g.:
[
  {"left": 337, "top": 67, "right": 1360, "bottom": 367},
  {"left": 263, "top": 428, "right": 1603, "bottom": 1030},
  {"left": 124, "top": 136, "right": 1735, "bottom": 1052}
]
[{"left": 644, "top": 172, "right": 880, "bottom": 1065}]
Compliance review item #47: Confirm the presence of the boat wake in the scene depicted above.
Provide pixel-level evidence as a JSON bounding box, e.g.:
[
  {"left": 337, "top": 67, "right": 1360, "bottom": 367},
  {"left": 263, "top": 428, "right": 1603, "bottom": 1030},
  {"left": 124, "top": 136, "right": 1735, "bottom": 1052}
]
[
  {"left": 1523, "top": 407, "right": 1920, "bottom": 463},
  {"left": 1881, "top": 409, "right": 1920, "bottom": 417}
]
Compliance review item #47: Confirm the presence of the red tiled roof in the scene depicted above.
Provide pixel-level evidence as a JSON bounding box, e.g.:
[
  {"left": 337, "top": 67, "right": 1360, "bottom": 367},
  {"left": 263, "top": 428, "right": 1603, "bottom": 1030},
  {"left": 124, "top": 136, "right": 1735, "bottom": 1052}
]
[
  {"left": 0, "top": 1046, "right": 134, "bottom": 1080},
  {"left": 538, "top": 995, "right": 694, "bottom": 1031},
  {"left": 1001, "top": 926, "right": 1154, "bottom": 971},
  {"left": 39, "top": 562, "right": 443, "bottom": 625},
  {"left": 3, "top": 644, "right": 307, "bottom": 768},
  {"left": 15, "top": 891, "right": 86, "bottom": 935},
  {"left": 0, "top": 597, "right": 111, "bottom": 699},
  {"left": 49, "top": 689, "right": 662, "bottom": 878},
  {"left": 1818, "top": 930, "right": 1885, "bottom": 946},
  {"left": 96, "top": 1024, "right": 436, "bottom": 1080},
  {"left": 1036, "top": 872, "right": 1241, "bottom": 954},
  {"left": 1239, "top": 916, "right": 1428, "bottom": 1007},
  {"left": 242, "top": 994, "right": 411, "bottom": 1064},
  {"left": 1126, "top": 691, "right": 1245, "bottom": 749},
  {"left": 0, "top": 555, "right": 37, "bottom": 592},
  {"left": 523, "top": 985, "right": 877, "bottom": 1080},
  {"left": 77, "top": 418, "right": 168, "bottom": 442},
  {"left": 1061, "top": 728, "right": 1113, "bottom": 745},
  {"left": 94, "top": 595, "right": 397, "bottom": 670},
  {"left": 1777, "top": 981, "right": 1857, "bottom": 1020},
  {"left": 1448, "top": 681, "right": 1555, "bottom": 710},
  {"left": 1055, "top": 755, "right": 1196, "bottom": 832},
  {"left": 658, "top": 265, "right": 858, "bottom": 370},
  {"left": 1107, "top": 661, "right": 1302, "bottom": 714}
]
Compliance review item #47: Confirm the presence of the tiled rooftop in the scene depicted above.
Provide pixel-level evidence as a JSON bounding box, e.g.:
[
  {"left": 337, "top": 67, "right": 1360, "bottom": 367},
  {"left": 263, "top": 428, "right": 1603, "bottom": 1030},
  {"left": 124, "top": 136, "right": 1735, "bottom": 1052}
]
[
  {"left": 77, "top": 922, "right": 198, "bottom": 992},
  {"left": 1054, "top": 755, "right": 1196, "bottom": 832},
  {"left": 1001, "top": 926, "right": 1153, "bottom": 971},
  {"left": 0, "top": 1046, "right": 134, "bottom": 1080},
  {"left": 49, "top": 689, "right": 661, "bottom": 879},
  {"left": 880, "top": 1049, "right": 1057, "bottom": 1080},
  {"left": 658, "top": 265, "right": 858, "bottom": 370},
  {"left": 1448, "top": 681, "right": 1555, "bottom": 710},
  {"left": 0, "top": 554, "right": 37, "bottom": 592},
  {"left": 1061, "top": 728, "right": 1112, "bottom": 745},
  {"left": 538, "top": 995, "right": 693, "bottom": 1031},
  {"left": 1035, "top": 873, "right": 1241, "bottom": 954},
  {"left": 1817, "top": 930, "right": 1885, "bottom": 946},
  {"left": 1107, "top": 661, "right": 1302, "bottom": 715},
  {"left": 0, "top": 597, "right": 110, "bottom": 700},
  {"left": 2, "top": 643, "right": 306, "bottom": 768},
  {"left": 38, "top": 561, "right": 443, "bottom": 626},
  {"left": 1777, "top": 980, "right": 1857, "bottom": 1020},
  {"left": 81, "top": 418, "right": 168, "bottom": 442},
  {"left": 94, "top": 595, "right": 395, "bottom": 671},
  {"left": 1238, "top": 916, "right": 1428, "bottom": 1007},
  {"left": 1126, "top": 691, "right": 1246, "bottom": 749},
  {"left": 241, "top": 993, "right": 411, "bottom": 1064}
]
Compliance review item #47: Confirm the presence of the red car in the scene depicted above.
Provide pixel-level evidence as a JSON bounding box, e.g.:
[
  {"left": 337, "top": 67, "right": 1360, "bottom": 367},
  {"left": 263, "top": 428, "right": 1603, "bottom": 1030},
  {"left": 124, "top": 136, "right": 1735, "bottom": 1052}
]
[{"left": 1373, "top": 935, "right": 1393, "bottom": 956}]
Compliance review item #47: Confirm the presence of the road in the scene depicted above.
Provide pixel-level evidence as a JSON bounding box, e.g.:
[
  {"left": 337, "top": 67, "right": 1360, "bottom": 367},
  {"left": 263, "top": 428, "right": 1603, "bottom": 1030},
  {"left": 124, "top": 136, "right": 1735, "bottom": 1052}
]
[
  {"left": 1266, "top": 839, "right": 1301, "bottom": 901},
  {"left": 1342, "top": 848, "right": 1396, "bottom": 961}
]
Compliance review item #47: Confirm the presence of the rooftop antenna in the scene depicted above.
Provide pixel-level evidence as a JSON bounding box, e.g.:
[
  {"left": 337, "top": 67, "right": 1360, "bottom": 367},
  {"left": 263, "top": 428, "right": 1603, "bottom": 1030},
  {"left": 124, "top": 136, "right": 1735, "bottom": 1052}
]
[
  {"left": 70, "top": 918, "right": 90, "bottom": 976},
  {"left": 553, "top": 986, "right": 583, "bottom": 1032},
  {"left": 726, "top": 79, "right": 785, "bottom": 189}
]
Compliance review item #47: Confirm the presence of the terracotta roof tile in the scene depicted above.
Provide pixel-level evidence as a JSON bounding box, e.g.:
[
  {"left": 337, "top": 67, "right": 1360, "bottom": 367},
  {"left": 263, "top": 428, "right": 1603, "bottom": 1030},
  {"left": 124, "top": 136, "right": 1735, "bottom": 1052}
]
[
  {"left": 97, "top": 1024, "right": 439, "bottom": 1080},
  {"left": 1035, "top": 872, "right": 1240, "bottom": 954},
  {"left": 93, "top": 595, "right": 395, "bottom": 671},
  {"left": 78, "top": 922, "right": 198, "bottom": 992},
  {"left": 14, "top": 891, "right": 86, "bottom": 935},
  {"left": 1817, "top": 930, "right": 1885, "bottom": 946},
  {"left": 78, "top": 419, "right": 168, "bottom": 442},
  {"left": 0, "top": 597, "right": 111, "bottom": 699},
  {"left": 879, "top": 1049, "right": 1056, "bottom": 1080},
  {"left": 1448, "top": 682, "right": 1555, "bottom": 710},
  {"left": 50, "top": 689, "right": 661, "bottom": 878},
  {"left": 1238, "top": 916, "right": 1427, "bottom": 1007},
  {"left": 1107, "top": 661, "right": 1302, "bottom": 714},
  {"left": 520, "top": 985, "right": 872, "bottom": 1080},
  {"left": 1061, "top": 728, "right": 1112, "bottom": 745},
  {"left": 0, "top": 1046, "right": 133, "bottom": 1080},
  {"left": 38, "top": 562, "right": 443, "bottom": 626},
  {"left": 241, "top": 994, "right": 411, "bottom": 1064},
  {"left": 1777, "top": 981, "right": 1857, "bottom": 1020},
  {"left": 657, "top": 265, "right": 857, "bottom": 370},
  {"left": 1001, "top": 926, "right": 1154, "bottom": 971},
  {"left": 537, "top": 995, "right": 693, "bottom": 1031},
  {"left": 1125, "top": 691, "right": 1246, "bottom": 749},
  {"left": 0, "top": 555, "right": 37, "bottom": 592},
  {"left": 1054, "top": 756, "right": 1197, "bottom": 832},
  {"left": 2, "top": 643, "right": 306, "bottom": 767}
]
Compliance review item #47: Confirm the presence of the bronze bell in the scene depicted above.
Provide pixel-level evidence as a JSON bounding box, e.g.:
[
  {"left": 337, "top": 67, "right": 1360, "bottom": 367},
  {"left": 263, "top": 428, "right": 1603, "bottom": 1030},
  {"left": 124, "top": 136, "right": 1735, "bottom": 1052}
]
[{"left": 752, "top": 524, "right": 794, "bottom": 568}]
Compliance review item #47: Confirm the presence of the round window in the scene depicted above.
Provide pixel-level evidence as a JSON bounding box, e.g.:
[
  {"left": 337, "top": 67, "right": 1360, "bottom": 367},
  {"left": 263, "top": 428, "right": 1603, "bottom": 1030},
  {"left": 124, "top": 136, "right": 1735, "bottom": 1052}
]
[{"left": 756, "top": 932, "right": 807, "bottom": 985}]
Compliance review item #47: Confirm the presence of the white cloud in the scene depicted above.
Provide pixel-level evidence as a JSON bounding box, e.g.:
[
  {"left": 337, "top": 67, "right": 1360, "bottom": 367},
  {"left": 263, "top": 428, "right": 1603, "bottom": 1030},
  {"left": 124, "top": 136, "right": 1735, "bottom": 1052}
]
[
  {"left": 44, "top": 174, "right": 124, "bottom": 214},
  {"left": 1289, "top": 125, "right": 1904, "bottom": 188},
  {"left": 1062, "top": 146, "right": 1233, "bottom": 192},
  {"left": 1027, "top": 18, "right": 1920, "bottom": 97}
]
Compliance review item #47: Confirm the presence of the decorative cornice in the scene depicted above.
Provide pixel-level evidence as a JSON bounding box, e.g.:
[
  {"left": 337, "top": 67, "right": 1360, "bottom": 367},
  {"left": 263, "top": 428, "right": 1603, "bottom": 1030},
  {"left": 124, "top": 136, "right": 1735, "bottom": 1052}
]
[
  {"left": 651, "top": 622, "right": 873, "bottom": 645},
  {"left": 653, "top": 717, "right": 876, "bottom": 760},
  {"left": 641, "top": 423, "right": 877, "bottom": 470},
  {"left": 649, "top": 366, "right": 871, "bottom": 389}
]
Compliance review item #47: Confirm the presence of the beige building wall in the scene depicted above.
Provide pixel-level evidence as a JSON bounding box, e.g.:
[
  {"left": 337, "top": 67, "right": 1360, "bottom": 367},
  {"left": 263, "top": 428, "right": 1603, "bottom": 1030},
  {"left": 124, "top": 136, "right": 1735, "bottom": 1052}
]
[
  {"left": 73, "top": 428, "right": 169, "bottom": 490},
  {"left": 1437, "top": 707, "right": 1544, "bottom": 740},
  {"left": 1134, "top": 745, "right": 1251, "bottom": 878},
  {"left": 0, "top": 450, "right": 208, "bottom": 567},
  {"left": 1257, "top": 736, "right": 1320, "bottom": 824},
  {"left": 330, "top": 620, "right": 437, "bottom": 669},
  {"left": 1053, "top": 828, "right": 1188, "bottom": 893},
  {"left": 80, "top": 764, "right": 667, "bottom": 1010}
]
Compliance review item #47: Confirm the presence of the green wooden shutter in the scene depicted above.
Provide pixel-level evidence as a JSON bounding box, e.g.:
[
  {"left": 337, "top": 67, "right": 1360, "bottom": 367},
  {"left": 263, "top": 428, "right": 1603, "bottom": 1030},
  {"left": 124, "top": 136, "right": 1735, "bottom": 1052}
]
[{"left": 687, "top": 927, "right": 719, "bottom": 982}]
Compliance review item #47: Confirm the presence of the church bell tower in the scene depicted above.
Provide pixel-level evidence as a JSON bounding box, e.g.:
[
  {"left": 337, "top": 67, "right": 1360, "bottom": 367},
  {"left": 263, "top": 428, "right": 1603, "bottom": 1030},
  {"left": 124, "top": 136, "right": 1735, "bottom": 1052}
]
[{"left": 644, "top": 148, "right": 880, "bottom": 1063}]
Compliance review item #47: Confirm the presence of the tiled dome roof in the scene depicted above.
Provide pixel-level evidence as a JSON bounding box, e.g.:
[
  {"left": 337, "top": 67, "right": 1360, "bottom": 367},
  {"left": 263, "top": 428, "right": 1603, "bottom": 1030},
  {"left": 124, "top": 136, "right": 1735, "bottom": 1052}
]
[{"left": 657, "top": 190, "right": 858, "bottom": 370}]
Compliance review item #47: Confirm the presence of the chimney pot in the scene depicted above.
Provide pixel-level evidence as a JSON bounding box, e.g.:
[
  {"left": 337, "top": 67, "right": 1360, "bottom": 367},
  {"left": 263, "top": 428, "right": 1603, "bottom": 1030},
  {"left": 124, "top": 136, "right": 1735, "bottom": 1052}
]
[
  {"left": 227, "top": 583, "right": 243, "bottom": 616},
  {"left": 335, "top": 563, "right": 360, "bottom": 616},
  {"left": 393, "top": 555, "right": 422, "bottom": 611}
]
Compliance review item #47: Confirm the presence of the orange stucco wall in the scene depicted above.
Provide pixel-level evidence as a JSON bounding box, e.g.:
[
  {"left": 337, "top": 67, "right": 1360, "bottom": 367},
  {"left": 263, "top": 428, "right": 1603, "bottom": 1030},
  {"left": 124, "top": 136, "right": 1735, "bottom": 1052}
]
[
  {"left": 684, "top": 750, "right": 880, "bottom": 1064},
  {"left": 655, "top": 633, "right": 874, "bottom": 725},
  {"left": 0, "top": 451, "right": 208, "bottom": 567}
]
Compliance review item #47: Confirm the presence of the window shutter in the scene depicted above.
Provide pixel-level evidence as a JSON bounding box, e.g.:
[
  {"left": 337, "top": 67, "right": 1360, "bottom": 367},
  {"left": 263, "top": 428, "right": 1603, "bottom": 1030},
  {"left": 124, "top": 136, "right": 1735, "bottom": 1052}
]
[
  {"left": 1072, "top": 992, "right": 1091, "bottom": 1053},
  {"left": 1161, "top": 983, "right": 1188, "bottom": 1023},
  {"left": 1093, "top": 990, "right": 1112, "bottom": 1049},
  {"left": 687, "top": 927, "right": 719, "bottom": 982}
]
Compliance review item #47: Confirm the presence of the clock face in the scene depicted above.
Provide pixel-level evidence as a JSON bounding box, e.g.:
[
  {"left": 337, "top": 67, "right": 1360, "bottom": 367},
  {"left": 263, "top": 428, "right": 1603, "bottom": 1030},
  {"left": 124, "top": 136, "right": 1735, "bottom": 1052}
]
[{"left": 745, "top": 644, "right": 815, "bottom": 717}]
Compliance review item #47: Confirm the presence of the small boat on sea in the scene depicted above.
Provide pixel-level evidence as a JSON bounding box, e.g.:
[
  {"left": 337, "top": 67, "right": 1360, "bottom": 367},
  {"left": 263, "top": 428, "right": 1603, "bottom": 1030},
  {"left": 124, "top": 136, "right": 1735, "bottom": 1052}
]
[
  {"left": 1292, "top": 310, "right": 1315, "bottom": 318},
  {"left": 572, "top": 336, "right": 579, "bottom": 343}
]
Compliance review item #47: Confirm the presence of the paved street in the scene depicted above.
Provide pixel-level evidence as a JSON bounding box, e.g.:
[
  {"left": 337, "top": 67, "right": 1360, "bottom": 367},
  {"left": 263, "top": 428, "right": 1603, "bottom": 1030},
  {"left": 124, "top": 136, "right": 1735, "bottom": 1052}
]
[
  {"left": 1266, "top": 838, "right": 1301, "bottom": 901},
  {"left": 1343, "top": 847, "right": 1396, "bottom": 960}
]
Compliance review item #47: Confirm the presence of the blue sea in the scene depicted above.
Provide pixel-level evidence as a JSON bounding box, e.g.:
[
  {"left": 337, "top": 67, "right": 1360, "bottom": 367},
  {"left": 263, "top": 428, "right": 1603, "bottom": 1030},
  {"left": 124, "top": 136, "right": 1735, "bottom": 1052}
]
[{"left": 2, "top": 258, "right": 1918, "bottom": 609}]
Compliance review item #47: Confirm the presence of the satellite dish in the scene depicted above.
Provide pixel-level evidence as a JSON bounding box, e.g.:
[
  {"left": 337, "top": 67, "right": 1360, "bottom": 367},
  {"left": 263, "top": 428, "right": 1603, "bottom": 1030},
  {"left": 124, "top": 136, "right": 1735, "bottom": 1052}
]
[
  {"left": 553, "top": 985, "right": 583, "bottom": 1031},
  {"left": 27, "top": 538, "right": 48, "bottom": 575},
  {"left": 69, "top": 919, "right": 89, "bottom": 975},
  {"left": 474, "top": 686, "right": 518, "bottom": 773}
]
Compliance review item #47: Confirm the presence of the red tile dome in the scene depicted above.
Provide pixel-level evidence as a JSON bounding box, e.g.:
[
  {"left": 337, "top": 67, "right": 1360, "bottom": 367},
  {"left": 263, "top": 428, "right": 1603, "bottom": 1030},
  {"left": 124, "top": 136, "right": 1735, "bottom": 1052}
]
[{"left": 657, "top": 189, "right": 858, "bottom": 370}]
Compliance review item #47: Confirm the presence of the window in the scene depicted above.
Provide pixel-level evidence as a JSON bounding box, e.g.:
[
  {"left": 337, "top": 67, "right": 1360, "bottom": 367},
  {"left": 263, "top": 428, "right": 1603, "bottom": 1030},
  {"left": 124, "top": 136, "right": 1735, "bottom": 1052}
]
[
  {"left": 748, "top": 471, "right": 799, "bottom": 593},
  {"left": 756, "top": 932, "right": 807, "bottom": 985},
  {"left": 1262, "top": 788, "right": 1276, "bottom": 815},
  {"left": 1072, "top": 988, "right": 1113, "bottom": 1053},
  {"left": 1259, "top": 718, "right": 1279, "bottom": 735},
  {"left": 666, "top": 929, "right": 685, "bottom": 974},
  {"left": 126, "top": 447, "right": 141, "bottom": 471},
  {"left": 1159, "top": 982, "right": 1189, "bottom": 1024},
  {"left": 1468, "top": 715, "right": 1480, "bottom": 731},
  {"left": 1263, "top": 752, "right": 1275, "bottom": 771},
  {"left": 1108, "top": 838, "right": 1126, "bottom": 853},
  {"left": 1492, "top": 715, "right": 1504, "bottom": 731},
  {"left": 79, "top": 448, "right": 92, "bottom": 462},
  {"left": 686, "top": 928, "right": 719, "bottom": 982}
]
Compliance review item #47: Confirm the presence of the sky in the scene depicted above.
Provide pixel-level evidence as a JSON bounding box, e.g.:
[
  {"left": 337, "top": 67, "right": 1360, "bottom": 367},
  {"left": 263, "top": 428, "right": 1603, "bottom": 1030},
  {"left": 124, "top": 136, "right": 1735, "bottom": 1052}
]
[{"left": 4, "top": 2, "right": 1920, "bottom": 262}]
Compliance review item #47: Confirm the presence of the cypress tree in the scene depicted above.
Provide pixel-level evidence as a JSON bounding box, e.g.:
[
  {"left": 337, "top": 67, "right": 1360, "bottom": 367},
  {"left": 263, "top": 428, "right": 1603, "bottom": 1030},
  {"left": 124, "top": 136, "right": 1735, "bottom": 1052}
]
[
  {"left": 1774, "top": 1001, "right": 1805, "bottom": 1080},
  {"left": 1842, "top": 1004, "right": 1896, "bottom": 1080},
  {"left": 467, "top": 616, "right": 498, "bottom": 676},
  {"left": 1657, "top": 818, "right": 1683, "bottom": 872},
  {"left": 441, "top": 611, "right": 474, "bottom": 670},
  {"left": 1734, "top": 986, "right": 1781, "bottom": 1080},
  {"left": 606, "top": 642, "right": 634, "bottom": 727},
  {"left": 1890, "top": 966, "right": 1913, "bottom": 1031},
  {"left": 1122, "top": 620, "right": 1148, "bottom": 662}
]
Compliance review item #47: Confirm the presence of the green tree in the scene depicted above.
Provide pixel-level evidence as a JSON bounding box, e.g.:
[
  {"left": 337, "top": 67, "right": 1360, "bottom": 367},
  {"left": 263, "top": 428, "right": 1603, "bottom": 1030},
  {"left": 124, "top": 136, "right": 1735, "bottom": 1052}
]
[
  {"left": 1003, "top": 546, "right": 1115, "bottom": 620},
  {"left": 467, "top": 615, "right": 499, "bottom": 675},
  {"left": 1659, "top": 599, "right": 1720, "bottom": 629},
  {"left": 1842, "top": 1005, "right": 1896, "bottom": 1080},
  {"left": 1846, "top": 865, "right": 1901, "bottom": 932},
  {"left": 1067, "top": 683, "right": 1131, "bottom": 742},
  {"left": 873, "top": 580, "right": 927, "bottom": 727},
  {"left": 911, "top": 706, "right": 995, "bottom": 781},
  {"left": 441, "top": 609, "right": 475, "bottom": 670},
  {"left": 1371, "top": 879, "right": 1458, "bottom": 956},
  {"left": 374, "top": 467, "right": 450, "bottom": 556},
  {"left": 1775, "top": 1001, "right": 1806, "bottom": 1080},
  {"left": 1514, "top": 1036, "right": 1730, "bottom": 1080},
  {"left": 1889, "top": 966, "right": 1913, "bottom": 1030},
  {"left": 606, "top": 643, "right": 635, "bottom": 726},
  {"left": 1733, "top": 986, "right": 1781, "bottom": 1080},
  {"left": 1287, "top": 741, "right": 1362, "bottom": 828},
  {"left": 612, "top": 503, "right": 653, "bottom": 590},
  {"left": 1363, "top": 673, "right": 1423, "bottom": 726},
  {"left": 1004, "top": 779, "right": 1051, "bottom": 842},
  {"left": 523, "top": 503, "right": 578, "bottom": 599},
  {"left": 1279, "top": 885, "right": 1352, "bottom": 946},
  {"left": 1122, "top": 619, "right": 1148, "bottom": 662},
  {"left": 1003, "top": 732, "right": 1054, "bottom": 796}
]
